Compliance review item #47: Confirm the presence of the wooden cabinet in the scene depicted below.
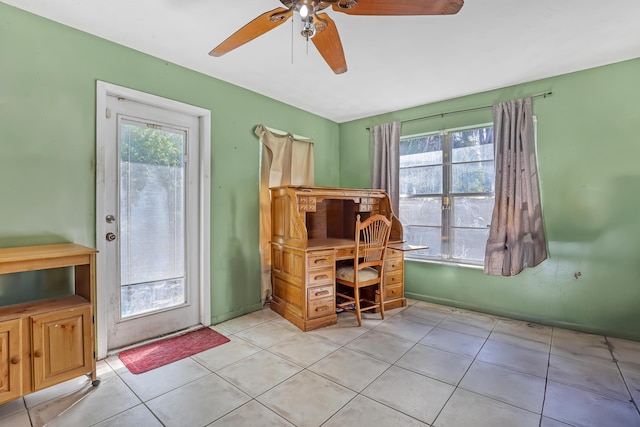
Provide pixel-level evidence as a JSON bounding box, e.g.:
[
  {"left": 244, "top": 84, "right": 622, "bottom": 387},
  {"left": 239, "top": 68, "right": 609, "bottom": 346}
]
[
  {"left": 0, "top": 244, "right": 98, "bottom": 405},
  {"left": 31, "top": 303, "right": 93, "bottom": 391},
  {"left": 0, "top": 318, "right": 22, "bottom": 403},
  {"left": 270, "top": 186, "right": 408, "bottom": 331}
]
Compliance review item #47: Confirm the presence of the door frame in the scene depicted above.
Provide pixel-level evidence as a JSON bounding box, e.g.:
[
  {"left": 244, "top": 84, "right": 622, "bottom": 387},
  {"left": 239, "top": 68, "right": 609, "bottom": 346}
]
[{"left": 95, "top": 81, "right": 211, "bottom": 359}]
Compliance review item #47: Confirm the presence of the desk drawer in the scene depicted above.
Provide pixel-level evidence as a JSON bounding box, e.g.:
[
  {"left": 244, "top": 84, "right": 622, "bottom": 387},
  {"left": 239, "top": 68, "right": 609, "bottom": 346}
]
[
  {"left": 308, "top": 285, "right": 334, "bottom": 301},
  {"left": 335, "top": 247, "right": 355, "bottom": 260},
  {"left": 385, "top": 258, "right": 403, "bottom": 273},
  {"left": 308, "top": 297, "right": 334, "bottom": 319},
  {"left": 307, "top": 251, "right": 334, "bottom": 269},
  {"left": 307, "top": 269, "right": 334, "bottom": 286},
  {"left": 385, "top": 283, "right": 403, "bottom": 300},
  {"left": 386, "top": 248, "right": 403, "bottom": 260},
  {"left": 385, "top": 271, "right": 403, "bottom": 287}
]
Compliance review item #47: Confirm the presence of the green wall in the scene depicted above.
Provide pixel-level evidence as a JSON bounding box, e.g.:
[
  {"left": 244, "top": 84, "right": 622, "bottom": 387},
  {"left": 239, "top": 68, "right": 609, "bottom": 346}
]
[
  {"left": 339, "top": 57, "right": 640, "bottom": 341},
  {"left": 0, "top": 4, "right": 340, "bottom": 322}
]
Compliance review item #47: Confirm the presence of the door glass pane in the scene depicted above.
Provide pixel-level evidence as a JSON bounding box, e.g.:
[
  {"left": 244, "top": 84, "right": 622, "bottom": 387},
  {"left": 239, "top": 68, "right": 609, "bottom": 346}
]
[{"left": 119, "top": 120, "right": 186, "bottom": 318}]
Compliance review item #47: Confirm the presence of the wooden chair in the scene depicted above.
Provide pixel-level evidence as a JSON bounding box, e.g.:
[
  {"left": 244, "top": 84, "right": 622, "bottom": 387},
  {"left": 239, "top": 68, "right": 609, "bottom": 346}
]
[{"left": 335, "top": 214, "right": 392, "bottom": 326}]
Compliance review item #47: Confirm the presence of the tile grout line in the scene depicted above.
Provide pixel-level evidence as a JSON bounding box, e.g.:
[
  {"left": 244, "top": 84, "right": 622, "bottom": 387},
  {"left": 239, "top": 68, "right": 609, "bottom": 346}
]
[
  {"left": 538, "top": 325, "right": 554, "bottom": 427},
  {"left": 604, "top": 336, "right": 640, "bottom": 417}
]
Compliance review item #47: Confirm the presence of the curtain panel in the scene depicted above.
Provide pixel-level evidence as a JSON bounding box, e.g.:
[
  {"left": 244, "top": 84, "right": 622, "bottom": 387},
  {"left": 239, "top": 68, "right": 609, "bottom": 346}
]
[
  {"left": 256, "top": 125, "right": 314, "bottom": 303},
  {"left": 370, "top": 121, "right": 401, "bottom": 215},
  {"left": 484, "top": 98, "right": 548, "bottom": 276}
]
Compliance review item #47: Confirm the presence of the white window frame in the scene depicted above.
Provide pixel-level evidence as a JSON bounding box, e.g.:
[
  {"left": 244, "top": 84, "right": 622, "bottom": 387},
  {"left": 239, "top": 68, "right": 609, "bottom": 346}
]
[{"left": 399, "top": 122, "right": 495, "bottom": 268}]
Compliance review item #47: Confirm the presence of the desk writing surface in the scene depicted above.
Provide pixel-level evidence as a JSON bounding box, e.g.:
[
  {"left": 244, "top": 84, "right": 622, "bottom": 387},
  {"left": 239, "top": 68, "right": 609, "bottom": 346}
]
[
  {"left": 387, "top": 242, "right": 429, "bottom": 252},
  {"left": 307, "top": 239, "right": 427, "bottom": 252},
  {"left": 307, "top": 238, "right": 354, "bottom": 250}
]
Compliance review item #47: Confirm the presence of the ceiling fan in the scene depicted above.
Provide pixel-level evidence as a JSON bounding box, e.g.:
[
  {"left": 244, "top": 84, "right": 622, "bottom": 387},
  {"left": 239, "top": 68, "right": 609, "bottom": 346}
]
[{"left": 209, "top": 0, "right": 464, "bottom": 74}]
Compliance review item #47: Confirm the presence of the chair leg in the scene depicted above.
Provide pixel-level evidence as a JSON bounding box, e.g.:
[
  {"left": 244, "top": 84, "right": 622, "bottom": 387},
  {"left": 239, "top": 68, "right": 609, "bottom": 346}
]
[
  {"left": 379, "top": 284, "right": 385, "bottom": 321},
  {"left": 354, "top": 286, "right": 362, "bottom": 327}
]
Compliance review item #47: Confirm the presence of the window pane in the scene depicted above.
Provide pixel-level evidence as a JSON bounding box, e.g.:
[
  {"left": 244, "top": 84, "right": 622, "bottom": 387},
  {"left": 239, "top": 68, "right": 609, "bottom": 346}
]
[
  {"left": 399, "top": 197, "right": 441, "bottom": 227},
  {"left": 452, "top": 161, "right": 494, "bottom": 193},
  {"left": 451, "top": 127, "right": 493, "bottom": 162},
  {"left": 400, "top": 166, "right": 442, "bottom": 195},
  {"left": 400, "top": 134, "right": 443, "bottom": 167},
  {"left": 121, "top": 278, "right": 185, "bottom": 318},
  {"left": 119, "top": 121, "right": 186, "bottom": 318},
  {"left": 452, "top": 228, "right": 490, "bottom": 262},
  {"left": 404, "top": 225, "right": 441, "bottom": 258},
  {"left": 452, "top": 196, "right": 494, "bottom": 228}
]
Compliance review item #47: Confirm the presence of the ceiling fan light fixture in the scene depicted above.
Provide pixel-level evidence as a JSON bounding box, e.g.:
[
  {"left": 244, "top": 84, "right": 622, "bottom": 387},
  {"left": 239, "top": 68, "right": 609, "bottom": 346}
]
[
  {"left": 300, "top": 16, "right": 316, "bottom": 39},
  {"left": 296, "top": 0, "right": 317, "bottom": 18}
]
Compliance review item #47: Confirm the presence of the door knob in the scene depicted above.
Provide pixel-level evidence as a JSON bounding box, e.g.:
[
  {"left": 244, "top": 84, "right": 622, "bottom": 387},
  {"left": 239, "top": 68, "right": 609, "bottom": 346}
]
[
  {"left": 106, "top": 232, "right": 117, "bottom": 242},
  {"left": 105, "top": 214, "right": 116, "bottom": 223}
]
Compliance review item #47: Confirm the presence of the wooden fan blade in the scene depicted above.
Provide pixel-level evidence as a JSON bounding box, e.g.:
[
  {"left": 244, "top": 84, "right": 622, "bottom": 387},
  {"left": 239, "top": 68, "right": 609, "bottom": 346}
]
[
  {"left": 209, "top": 8, "right": 292, "bottom": 56},
  {"left": 312, "top": 14, "right": 347, "bottom": 74},
  {"left": 331, "top": 0, "right": 463, "bottom": 16}
]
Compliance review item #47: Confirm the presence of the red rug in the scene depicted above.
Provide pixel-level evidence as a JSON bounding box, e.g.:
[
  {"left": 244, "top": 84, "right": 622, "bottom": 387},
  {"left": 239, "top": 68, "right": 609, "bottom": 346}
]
[{"left": 118, "top": 327, "right": 230, "bottom": 374}]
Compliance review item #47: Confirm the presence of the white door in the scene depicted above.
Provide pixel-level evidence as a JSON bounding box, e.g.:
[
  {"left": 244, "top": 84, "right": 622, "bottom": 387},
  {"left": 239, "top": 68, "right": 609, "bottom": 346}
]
[{"left": 96, "top": 83, "right": 211, "bottom": 355}]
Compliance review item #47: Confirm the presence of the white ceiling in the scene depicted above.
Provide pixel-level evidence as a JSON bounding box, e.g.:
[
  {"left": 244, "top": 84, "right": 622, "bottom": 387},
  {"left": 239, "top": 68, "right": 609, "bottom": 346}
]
[{"left": 4, "top": 0, "right": 640, "bottom": 123}]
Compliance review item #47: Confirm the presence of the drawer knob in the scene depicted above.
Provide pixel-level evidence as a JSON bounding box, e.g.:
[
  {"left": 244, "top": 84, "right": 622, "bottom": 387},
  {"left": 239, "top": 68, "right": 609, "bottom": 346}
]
[
  {"left": 314, "top": 258, "right": 328, "bottom": 264},
  {"left": 314, "top": 275, "right": 329, "bottom": 281},
  {"left": 34, "top": 350, "right": 43, "bottom": 358},
  {"left": 315, "top": 290, "right": 329, "bottom": 296},
  {"left": 315, "top": 306, "right": 329, "bottom": 312},
  {"left": 10, "top": 356, "right": 21, "bottom": 364}
]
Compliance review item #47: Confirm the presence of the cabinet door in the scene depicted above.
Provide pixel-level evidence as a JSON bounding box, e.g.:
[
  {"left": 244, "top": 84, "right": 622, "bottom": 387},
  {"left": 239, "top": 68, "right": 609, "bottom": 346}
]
[
  {"left": 31, "top": 305, "right": 92, "bottom": 391},
  {"left": 0, "top": 318, "right": 22, "bottom": 404}
]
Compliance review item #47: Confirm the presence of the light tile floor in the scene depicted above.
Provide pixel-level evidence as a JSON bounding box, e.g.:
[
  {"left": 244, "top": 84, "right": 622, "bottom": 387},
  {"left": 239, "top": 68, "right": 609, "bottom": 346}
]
[{"left": 2, "top": 300, "right": 640, "bottom": 427}]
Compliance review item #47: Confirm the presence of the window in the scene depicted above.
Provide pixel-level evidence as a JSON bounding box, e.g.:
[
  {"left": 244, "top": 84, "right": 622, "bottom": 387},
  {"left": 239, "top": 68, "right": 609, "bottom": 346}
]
[{"left": 399, "top": 124, "right": 494, "bottom": 266}]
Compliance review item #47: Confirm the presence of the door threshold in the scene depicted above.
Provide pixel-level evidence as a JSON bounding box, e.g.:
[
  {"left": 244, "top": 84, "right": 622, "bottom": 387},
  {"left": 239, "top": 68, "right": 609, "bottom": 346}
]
[{"left": 105, "top": 324, "right": 204, "bottom": 358}]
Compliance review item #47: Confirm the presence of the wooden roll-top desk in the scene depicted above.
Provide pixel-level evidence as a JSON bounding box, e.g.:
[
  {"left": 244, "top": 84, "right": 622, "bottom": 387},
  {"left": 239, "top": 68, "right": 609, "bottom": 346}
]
[{"left": 270, "top": 186, "right": 408, "bottom": 331}]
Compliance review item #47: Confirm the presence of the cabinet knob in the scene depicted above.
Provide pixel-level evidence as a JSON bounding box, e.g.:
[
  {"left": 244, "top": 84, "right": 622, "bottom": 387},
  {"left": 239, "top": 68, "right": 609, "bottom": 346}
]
[
  {"left": 34, "top": 350, "right": 43, "bottom": 358},
  {"left": 10, "top": 356, "right": 21, "bottom": 364}
]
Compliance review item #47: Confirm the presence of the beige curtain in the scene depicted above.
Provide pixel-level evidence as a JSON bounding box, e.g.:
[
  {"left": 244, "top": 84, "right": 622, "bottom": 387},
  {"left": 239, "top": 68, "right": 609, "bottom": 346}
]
[
  {"left": 256, "top": 125, "right": 314, "bottom": 303},
  {"left": 484, "top": 98, "right": 547, "bottom": 276},
  {"left": 370, "top": 122, "right": 401, "bottom": 214}
]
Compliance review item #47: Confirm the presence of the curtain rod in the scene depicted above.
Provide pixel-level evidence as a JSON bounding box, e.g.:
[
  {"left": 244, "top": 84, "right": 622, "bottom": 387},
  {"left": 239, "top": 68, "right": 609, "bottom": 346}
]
[{"left": 366, "top": 91, "right": 552, "bottom": 130}]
